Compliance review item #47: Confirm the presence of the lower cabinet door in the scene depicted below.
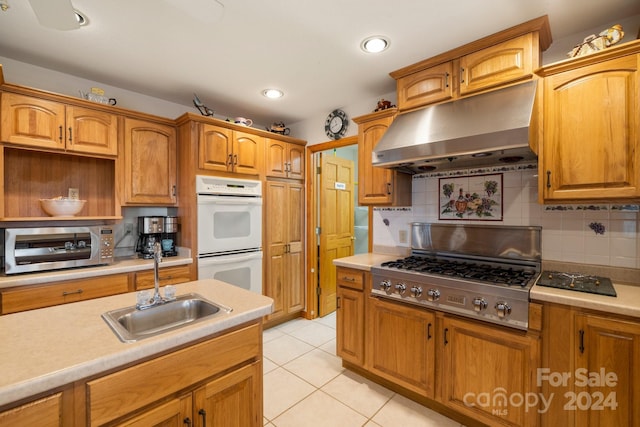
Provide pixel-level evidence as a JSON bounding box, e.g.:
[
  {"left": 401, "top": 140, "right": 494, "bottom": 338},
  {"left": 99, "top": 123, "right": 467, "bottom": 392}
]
[
  {"left": 366, "top": 297, "right": 436, "bottom": 397},
  {"left": 0, "top": 393, "right": 63, "bottom": 427},
  {"left": 336, "top": 286, "right": 364, "bottom": 365},
  {"left": 194, "top": 361, "right": 262, "bottom": 427},
  {"left": 114, "top": 394, "right": 192, "bottom": 427},
  {"left": 441, "top": 316, "right": 540, "bottom": 427}
]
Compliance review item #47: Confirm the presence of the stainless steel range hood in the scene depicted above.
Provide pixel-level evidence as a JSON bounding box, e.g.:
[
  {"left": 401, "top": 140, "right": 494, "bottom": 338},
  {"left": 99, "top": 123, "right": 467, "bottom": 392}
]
[{"left": 372, "top": 80, "right": 538, "bottom": 174}]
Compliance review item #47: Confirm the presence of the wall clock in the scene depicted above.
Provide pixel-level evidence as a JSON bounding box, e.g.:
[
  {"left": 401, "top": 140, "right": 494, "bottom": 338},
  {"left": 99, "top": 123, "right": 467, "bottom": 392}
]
[{"left": 324, "top": 109, "right": 348, "bottom": 140}]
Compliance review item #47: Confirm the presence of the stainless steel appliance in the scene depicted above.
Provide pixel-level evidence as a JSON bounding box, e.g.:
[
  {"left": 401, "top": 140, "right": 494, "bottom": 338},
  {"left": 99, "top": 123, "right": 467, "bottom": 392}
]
[
  {"left": 372, "top": 81, "right": 538, "bottom": 173},
  {"left": 370, "top": 223, "right": 541, "bottom": 330},
  {"left": 537, "top": 271, "right": 616, "bottom": 296},
  {"left": 196, "top": 176, "right": 263, "bottom": 294},
  {"left": 3, "top": 226, "right": 114, "bottom": 275},
  {"left": 136, "top": 216, "right": 178, "bottom": 259}
]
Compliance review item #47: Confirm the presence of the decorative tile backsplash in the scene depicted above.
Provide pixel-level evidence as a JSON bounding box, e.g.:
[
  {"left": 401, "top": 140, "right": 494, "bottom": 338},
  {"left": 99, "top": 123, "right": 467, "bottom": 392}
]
[{"left": 372, "top": 163, "right": 640, "bottom": 269}]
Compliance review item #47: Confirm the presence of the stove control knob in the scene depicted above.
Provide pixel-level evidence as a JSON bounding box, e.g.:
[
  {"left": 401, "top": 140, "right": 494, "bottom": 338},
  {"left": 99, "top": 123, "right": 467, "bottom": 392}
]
[
  {"left": 427, "top": 289, "right": 440, "bottom": 302},
  {"left": 472, "top": 297, "right": 488, "bottom": 312},
  {"left": 380, "top": 280, "right": 392, "bottom": 291},
  {"left": 495, "top": 301, "right": 512, "bottom": 318},
  {"left": 410, "top": 286, "right": 423, "bottom": 297},
  {"left": 395, "top": 283, "right": 407, "bottom": 294}
]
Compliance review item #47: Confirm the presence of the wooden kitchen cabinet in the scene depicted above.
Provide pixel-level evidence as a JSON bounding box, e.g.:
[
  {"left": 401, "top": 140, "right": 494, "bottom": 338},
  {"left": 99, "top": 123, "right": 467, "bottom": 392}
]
[
  {"left": 121, "top": 117, "right": 177, "bottom": 205},
  {"left": 391, "top": 16, "right": 549, "bottom": 111},
  {"left": 353, "top": 108, "right": 412, "bottom": 206},
  {"left": 0, "top": 393, "right": 64, "bottom": 426},
  {"left": 264, "top": 180, "right": 305, "bottom": 322},
  {"left": 395, "top": 62, "right": 454, "bottom": 111},
  {"left": 134, "top": 265, "right": 192, "bottom": 290},
  {"left": 265, "top": 139, "right": 305, "bottom": 179},
  {"left": 536, "top": 41, "right": 640, "bottom": 203},
  {"left": 541, "top": 302, "right": 640, "bottom": 427},
  {"left": 441, "top": 316, "right": 540, "bottom": 427},
  {"left": 574, "top": 313, "right": 640, "bottom": 427},
  {"left": 366, "top": 296, "right": 436, "bottom": 398},
  {"left": 0, "top": 273, "right": 130, "bottom": 314},
  {"left": 1, "top": 92, "right": 118, "bottom": 156},
  {"left": 87, "top": 322, "right": 261, "bottom": 426},
  {"left": 199, "top": 124, "right": 263, "bottom": 175},
  {"left": 336, "top": 267, "right": 365, "bottom": 365}
]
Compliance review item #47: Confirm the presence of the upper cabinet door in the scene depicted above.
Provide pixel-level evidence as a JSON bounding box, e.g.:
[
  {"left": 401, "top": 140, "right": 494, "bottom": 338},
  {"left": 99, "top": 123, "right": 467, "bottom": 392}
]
[
  {"left": 265, "top": 139, "right": 305, "bottom": 179},
  {"left": 233, "top": 131, "right": 263, "bottom": 175},
  {"left": 459, "top": 33, "right": 534, "bottom": 96},
  {"left": 199, "top": 124, "right": 233, "bottom": 172},
  {"left": 397, "top": 61, "right": 454, "bottom": 110},
  {"left": 540, "top": 53, "right": 639, "bottom": 202},
  {"left": 0, "top": 93, "right": 66, "bottom": 150},
  {"left": 66, "top": 106, "right": 118, "bottom": 156},
  {"left": 123, "top": 118, "right": 177, "bottom": 205}
]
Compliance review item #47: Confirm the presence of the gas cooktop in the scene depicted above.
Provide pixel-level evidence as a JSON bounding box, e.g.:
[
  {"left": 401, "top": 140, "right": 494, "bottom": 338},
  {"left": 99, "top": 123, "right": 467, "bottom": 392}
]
[{"left": 536, "top": 271, "right": 617, "bottom": 297}]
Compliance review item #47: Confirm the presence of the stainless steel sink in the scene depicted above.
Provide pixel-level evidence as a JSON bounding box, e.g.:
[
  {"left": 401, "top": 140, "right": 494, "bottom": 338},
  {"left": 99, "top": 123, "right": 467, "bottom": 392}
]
[{"left": 102, "top": 293, "right": 232, "bottom": 343}]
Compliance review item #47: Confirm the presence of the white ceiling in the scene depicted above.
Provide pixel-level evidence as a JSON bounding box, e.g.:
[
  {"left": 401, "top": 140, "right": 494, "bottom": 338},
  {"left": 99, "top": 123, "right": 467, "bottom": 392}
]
[{"left": 0, "top": 0, "right": 638, "bottom": 126}]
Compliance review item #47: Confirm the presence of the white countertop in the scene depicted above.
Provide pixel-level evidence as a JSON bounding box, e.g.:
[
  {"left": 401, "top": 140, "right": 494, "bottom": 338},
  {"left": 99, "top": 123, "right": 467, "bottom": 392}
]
[
  {"left": 332, "top": 253, "right": 399, "bottom": 271},
  {"left": 530, "top": 282, "right": 640, "bottom": 319},
  {"left": 0, "top": 253, "right": 193, "bottom": 289},
  {"left": 0, "top": 279, "right": 273, "bottom": 407}
]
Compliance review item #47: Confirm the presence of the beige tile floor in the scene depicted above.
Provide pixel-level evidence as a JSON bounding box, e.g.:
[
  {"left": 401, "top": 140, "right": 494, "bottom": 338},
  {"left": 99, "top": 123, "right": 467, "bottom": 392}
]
[{"left": 263, "top": 313, "right": 466, "bottom": 427}]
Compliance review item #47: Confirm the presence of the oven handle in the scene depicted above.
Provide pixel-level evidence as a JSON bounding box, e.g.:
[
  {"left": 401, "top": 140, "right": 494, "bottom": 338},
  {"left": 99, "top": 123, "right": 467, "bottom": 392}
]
[
  {"left": 197, "top": 196, "right": 262, "bottom": 205},
  {"left": 198, "top": 252, "right": 263, "bottom": 265}
]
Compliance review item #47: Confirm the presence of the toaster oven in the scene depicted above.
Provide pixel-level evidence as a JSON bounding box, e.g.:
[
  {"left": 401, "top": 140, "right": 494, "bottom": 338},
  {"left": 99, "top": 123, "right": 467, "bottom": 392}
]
[{"left": 3, "top": 226, "right": 114, "bottom": 275}]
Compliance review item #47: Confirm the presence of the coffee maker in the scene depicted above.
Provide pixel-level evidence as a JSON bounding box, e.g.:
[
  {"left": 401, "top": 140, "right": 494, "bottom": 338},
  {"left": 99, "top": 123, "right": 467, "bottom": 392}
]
[{"left": 136, "top": 216, "right": 178, "bottom": 259}]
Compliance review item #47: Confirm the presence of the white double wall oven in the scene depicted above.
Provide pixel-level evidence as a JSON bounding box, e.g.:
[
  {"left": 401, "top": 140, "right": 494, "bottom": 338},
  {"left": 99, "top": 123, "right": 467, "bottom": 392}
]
[{"left": 196, "top": 176, "right": 263, "bottom": 294}]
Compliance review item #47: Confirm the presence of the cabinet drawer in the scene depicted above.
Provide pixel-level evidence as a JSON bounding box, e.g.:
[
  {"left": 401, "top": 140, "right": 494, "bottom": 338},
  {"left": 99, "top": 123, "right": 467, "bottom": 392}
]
[
  {"left": 0, "top": 274, "right": 130, "bottom": 314},
  {"left": 87, "top": 322, "right": 261, "bottom": 426},
  {"left": 336, "top": 268, "right": 364, "bottom": 291},
  {"left": 134, "top": 265, "right": 191, "bottom": 290}
]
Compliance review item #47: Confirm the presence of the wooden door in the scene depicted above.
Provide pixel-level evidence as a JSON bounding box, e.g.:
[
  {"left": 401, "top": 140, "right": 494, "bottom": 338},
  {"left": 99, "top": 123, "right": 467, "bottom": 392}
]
[
  {"left": 459, "top": 33, "right": 534, "bottom": 96},
  {"left": 541, "top": 54, "right": 639, "bottom": 201},
  {"left": 264, "top": 181, "right": 287, "bottom": 320},
  {"left": 336, "top": 286, "right": 364, "bottom": 365},
  {"left": 114, "top": 394, "right": 192, "bottom": 427},
  {"left": 199, "top": 124, "right": 233, "bottom": 172},
  {"left": 366, "top": 297, "right": 435, "bottom": 397},
  {"left": 194, "top": 361, "right": 262, "bottom": 427},
  {"left": 0, "top": 92, "right": 65, "bottom": 150},
  {"left": 233, "top": 131, "right": 262, "bottom": 175},
  {"left": 286, "top": 182, "right": 305, "bottom": 314},
  {"left": 123, "top": 118, "right": 177, "bottom": 204},
  {"left": 441, "top": 316, "right": 540, "bottom": 426},
  {"left": 396, "top": 61, "right": 454, "bottom": 110},
  {"left": 287, "top": 143, "right": 305, "bottom": 179},
  {"left": 318, "top": 154, "right": 354, "bottom": 317},
  {"left": 265, "top": 139, "right": 287, "bottom": 178},
  {"left": 66, "top": 106, "right": 118, "bottom": 156},
  {"left": 575, "top": 314, "right": 640, "bottom": 427},
  {"left": 357, "top": 114, "right": 395, "bottom": 204}
]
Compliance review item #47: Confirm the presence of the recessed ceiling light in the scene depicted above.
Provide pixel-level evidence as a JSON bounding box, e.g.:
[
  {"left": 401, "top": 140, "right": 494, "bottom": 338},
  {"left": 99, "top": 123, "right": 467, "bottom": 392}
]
[
  {"left": 74, "top": 9, "right": 88, "bottom": 26},
  {"left": 263, "top": 89, "right": 284, "bottom": 99},
  {"left": 361, "top": 35, "right": 390, "bottom": 53}
]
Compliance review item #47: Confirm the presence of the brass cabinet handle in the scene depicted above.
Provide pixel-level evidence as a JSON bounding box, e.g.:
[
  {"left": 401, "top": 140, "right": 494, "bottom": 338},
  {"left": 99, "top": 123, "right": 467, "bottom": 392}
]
[
  {"left": 386, "top": 182, "right": 392, "bottom": 195},
  {"left": 198, "top": 409, "right": 207, "bottom": 427},
  {"left": 444, "top": 327, "right": 449, "bottom": 345},
  {"left": 460, "top": 67, "right": 465, "bottom": 84},
  {"left": 336, "top": 296, "right": 341, "bottom": 309},
  {"left": 546, "top": 170, "right": 551, "bottom": 189},
  {"left": 427, "top": 323, "right": 432, "bottom": 340},
  {"left": 59, "top": 126, "right": 63, "bottom": 142},
  {"left": 68, "top": 127, "right": 73, "bottom": 143},
  {"left": 444, "top": 72, "right": 449, "bottom": 88},
  {"left": 62, "top": 289, "right": 83, "bottom": 296},
  {"left": 579, "top": 329, "right": 585, "bottom": 354},
  {"left": 342, "top": 276, "right": 355, "bottom": 282}
]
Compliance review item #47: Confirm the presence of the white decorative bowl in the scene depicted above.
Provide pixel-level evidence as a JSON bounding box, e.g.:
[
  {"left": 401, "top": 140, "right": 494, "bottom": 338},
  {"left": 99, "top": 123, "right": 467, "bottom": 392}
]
[{"left": 40, "top": 199, "right": 86, "bottom": 217}]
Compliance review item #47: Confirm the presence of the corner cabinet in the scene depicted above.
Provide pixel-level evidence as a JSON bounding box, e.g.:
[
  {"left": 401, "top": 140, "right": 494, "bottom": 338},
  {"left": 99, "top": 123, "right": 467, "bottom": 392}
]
[
  {"left": 1, "top": 92, "right": 118, "bottom": 156},
  {"left": 536, "top": 41, "right": 640, "bottom": 203},
  {"left": 120, "top": 117, "right": 177, "bottom": 205},
  {"left": 264, "top": 181, "right": 305, "bottom": 322},
  {"left": 353, "top": 108, "right": 411, "bottom": 206}
]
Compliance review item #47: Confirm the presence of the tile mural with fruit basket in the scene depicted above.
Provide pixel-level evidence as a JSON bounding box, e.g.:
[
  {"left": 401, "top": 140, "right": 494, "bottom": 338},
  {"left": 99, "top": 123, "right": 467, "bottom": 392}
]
[{"left": 439, "top": 173, "right": 503, "bottom": 220}]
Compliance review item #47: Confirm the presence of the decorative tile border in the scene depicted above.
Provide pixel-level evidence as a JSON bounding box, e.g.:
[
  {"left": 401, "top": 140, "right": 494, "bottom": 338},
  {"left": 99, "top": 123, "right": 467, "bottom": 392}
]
[
  {"left": 412, "top": 162, "right": 537, "bottom": 180},
  {"left": 372, "top": 207, "right": 412, "bottom": 212},
  {"left": 545, "top": 205, "right": 639, "bottom": 212}
]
